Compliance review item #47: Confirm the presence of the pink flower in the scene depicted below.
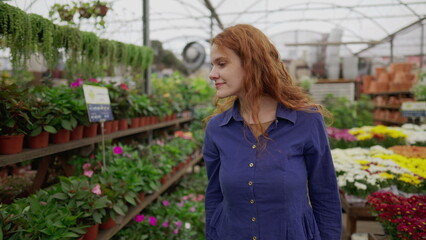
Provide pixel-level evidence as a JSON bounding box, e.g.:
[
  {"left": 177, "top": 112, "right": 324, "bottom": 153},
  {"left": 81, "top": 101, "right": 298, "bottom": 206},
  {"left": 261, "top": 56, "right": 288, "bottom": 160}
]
[
  {"left": 176, "top": 220, "right": 182, "bottom": 228},
  {"left": 120, "top": 83, "right": 129, "bottom": 90},
  {"left": 162, "top": 200, "right": 170, "bottom": 207},
  {"left": 149, "top": 216, "right": 157, "bottom": 226},
  {"left": 91, "top": 184, "right": 101, "bottom": 195},
  {"left": 173, "top": 228, "right": 179, "bottom": 234},
  {"left": 156, "top": 139, "right": 164, "bottom": 146},
  {"left": 89, "top": 78, "right": 100, "bottom": 83},
  {"left": 84, "top": 170, "right": 94, "bottom": 178},
  {"left": 134, "top": 214, "right": 145, "bottom": 223},
  {"left": 182, "top": 195, "right": 189, "bottom": 201},
  {"left": 197, "top": 194, "right": 204, "bottom": 201},
  {"left": 162, "top": 221, "right": 169, "bottom": 228},
  {"left": 83, "top": 163, "right": 91, "bottom": 170},
  {"left": 189, "top": 207, "right": 196, "bottom": 212},
  {"left": 113, "top": 146, "right": 123, "bottom": 155},
  {"left": 70, "top": 78, "right": 83, "bottom": 88},
  {"left": 177, "top": 201, "right": 184, "bottom": 207}
]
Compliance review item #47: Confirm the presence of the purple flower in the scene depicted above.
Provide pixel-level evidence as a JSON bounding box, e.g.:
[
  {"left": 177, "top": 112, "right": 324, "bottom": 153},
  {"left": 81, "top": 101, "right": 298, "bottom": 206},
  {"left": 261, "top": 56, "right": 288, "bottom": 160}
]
[
  {"left": 176, "top": 220, "right": 182, "bottom": 228},
  {"left": 162, "top": 200, "right": 170, "bottom": 207},
  {"left": 173, "top": 228, "right": 179, "bottom": 234},
  {"left": 177, "top": 201, "right": 184, "bottom": 207},
  {"left": 149, "top": 216, "right": 157, "bottom": 226},
  {"left": 70, "top": 78, "right": 83, "bottom": 88},
  {"left": 189, "top": 207, "right": 195, "bottom": 212},
  {"left": 134, "top": 214, "right": 145, "bottom": 223},
  {"left": 113, "top": 146, "right": 123, "bottom": 155},
  {"left": 327, "top": 127, "right": 356, "bottom": 141},
  {"left": 162, "top": 221, "right": 169, "bottom": 228}
]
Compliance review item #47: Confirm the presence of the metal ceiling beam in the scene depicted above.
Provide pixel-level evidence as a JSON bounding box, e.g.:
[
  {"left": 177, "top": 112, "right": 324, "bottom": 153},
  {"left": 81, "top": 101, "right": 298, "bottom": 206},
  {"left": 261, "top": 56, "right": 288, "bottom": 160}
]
[
  {"left": 355, "top": 17, "right": 426, "bottom": 56},
  {"left": 285, "top": 41, "right": 383, "bottom": 46},
  {"left": 204, "top": 0, "right": 224, "bottom": 30}
]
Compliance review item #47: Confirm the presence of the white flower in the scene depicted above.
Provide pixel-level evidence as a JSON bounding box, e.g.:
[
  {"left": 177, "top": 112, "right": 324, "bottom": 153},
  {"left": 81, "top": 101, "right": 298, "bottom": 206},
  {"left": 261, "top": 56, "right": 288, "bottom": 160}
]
[
  {"left": 185, "top": 222, "right": 191, "bottom": 229},
  {"left": 354, "top": 182, "right": 367, "bottom": 190}
]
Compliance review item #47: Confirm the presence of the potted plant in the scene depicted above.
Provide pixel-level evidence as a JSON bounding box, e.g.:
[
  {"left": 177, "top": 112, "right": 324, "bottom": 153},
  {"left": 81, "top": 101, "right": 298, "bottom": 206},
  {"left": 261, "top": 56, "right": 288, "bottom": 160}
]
[
  {"left": 0, "top": 83, "right": 31, "bottom": 154},
  {"left": 78, "top": 2, "right": 94, "bottom": 19},
  {"left": 49, "top": 3, "right": 77, "bottom": 24},
  {"left": 93, "top": 1, "right": 110, "bottom": 17},
  {"left": 44, "top": 86, "right": 78, "bottom": 144}
]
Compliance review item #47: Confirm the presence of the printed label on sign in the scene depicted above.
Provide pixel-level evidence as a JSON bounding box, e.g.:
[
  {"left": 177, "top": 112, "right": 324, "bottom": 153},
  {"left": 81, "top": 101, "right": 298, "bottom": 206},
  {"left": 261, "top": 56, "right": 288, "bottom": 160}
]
[{"left": 83, "top": 85, "right": 114, "bottom": 122}]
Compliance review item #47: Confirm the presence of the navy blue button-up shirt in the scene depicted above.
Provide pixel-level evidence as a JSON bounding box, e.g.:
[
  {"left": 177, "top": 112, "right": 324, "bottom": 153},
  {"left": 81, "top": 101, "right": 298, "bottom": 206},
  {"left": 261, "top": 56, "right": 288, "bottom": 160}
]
[{"left": 203, "top": 101, "right": 342, "bottom": 240}]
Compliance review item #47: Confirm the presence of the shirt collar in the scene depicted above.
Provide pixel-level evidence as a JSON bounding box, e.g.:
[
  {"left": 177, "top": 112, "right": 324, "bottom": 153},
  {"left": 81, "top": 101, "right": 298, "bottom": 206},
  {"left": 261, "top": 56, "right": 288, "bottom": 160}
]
[{"left": 219, "top": 100, "right": 296, "bottom": 126}]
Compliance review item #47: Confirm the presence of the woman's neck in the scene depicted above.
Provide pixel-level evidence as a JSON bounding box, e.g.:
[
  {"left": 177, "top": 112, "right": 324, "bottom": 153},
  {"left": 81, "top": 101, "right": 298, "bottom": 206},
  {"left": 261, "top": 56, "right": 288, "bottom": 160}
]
[{"left": 239, "top": 96, "right": 278, "bottom": 124}]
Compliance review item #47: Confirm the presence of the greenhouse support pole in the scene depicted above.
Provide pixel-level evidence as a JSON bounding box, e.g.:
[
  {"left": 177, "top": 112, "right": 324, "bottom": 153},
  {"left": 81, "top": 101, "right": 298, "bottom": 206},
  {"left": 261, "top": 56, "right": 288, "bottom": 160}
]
[
  {"left": 390, "top": 37, "right": 394, "bottom": 64},
  {"left": 143, "top": 0, "right": 151, "bottom": 95},
  {"left": 421, "top": 22, "right": 424, "bottom": 68}
]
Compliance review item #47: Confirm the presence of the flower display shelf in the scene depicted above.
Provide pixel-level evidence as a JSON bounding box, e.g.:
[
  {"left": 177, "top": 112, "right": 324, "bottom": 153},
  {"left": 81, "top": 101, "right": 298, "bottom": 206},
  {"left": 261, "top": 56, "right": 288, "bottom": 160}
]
[
  {"left": 340, "top": 190, "right": 376, "bottom": 240},
  {"left": 368, "top": 91, "right": 413, "bottom": 126},
  {"left": 96, "top": 153, "right": 202, "bottom": 240},
  {"left": 368, "top": 233, "right": 388, "bottom": 240},
  {"left": 0, "top": 116, "right": 193, "bottom": 167},
  {"left": 373, "top": 118, "right": 406, "bottom": 126}
]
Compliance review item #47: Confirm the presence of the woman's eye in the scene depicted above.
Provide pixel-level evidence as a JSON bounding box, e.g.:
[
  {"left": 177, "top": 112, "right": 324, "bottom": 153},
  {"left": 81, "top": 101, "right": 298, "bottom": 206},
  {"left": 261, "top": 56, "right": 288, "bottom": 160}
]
[{"left": 218, "top": 62, "right": 226, "bottom": 67}]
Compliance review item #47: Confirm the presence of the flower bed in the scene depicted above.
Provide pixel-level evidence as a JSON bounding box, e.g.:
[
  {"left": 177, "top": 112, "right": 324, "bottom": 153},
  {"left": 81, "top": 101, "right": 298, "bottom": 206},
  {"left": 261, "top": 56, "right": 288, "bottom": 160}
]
[
  {"left": 332, "top": 146, "right": 425, "bottom": 198},
  {"left": 367, "top": 192, "right": 426, "bottom": 240}
]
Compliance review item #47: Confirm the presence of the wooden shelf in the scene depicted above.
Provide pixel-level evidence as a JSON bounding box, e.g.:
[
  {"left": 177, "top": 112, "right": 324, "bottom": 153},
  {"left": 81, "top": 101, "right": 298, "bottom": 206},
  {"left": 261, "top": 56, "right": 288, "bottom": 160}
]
[
  {"left": 367, "top": 91, "right": 412, "bottom": 96},
  {"left": 373, "top": 118, "right": 406, "bottom": 125},
  {"left": 0, "top": 117, "right": 192, "bottom": 167},
  {"left": 96, "top": 153, "right": 202, "bottom": 240}
]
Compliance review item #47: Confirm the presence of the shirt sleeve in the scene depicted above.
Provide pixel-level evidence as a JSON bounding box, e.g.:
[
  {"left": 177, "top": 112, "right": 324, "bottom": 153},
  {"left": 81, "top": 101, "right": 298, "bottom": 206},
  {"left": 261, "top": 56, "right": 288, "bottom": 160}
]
[
  {"left": 304, "top": 114, "right": 342, "bottom": 240},
  {"left": 203, "top": 122, "right": 223, "bottom": 240}
]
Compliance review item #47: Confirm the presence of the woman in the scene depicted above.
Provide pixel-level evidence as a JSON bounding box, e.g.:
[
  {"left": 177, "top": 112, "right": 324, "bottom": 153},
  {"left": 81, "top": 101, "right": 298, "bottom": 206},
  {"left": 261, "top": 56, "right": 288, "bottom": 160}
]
[{"left": 203, "top": 24, "right": 342, "bottom": 240}]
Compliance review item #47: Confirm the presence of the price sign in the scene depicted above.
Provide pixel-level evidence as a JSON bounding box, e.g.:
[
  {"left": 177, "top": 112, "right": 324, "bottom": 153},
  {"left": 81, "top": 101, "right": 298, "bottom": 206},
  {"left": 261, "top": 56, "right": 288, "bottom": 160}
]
[
  {"left": 83, "top": 85, "right": 114, "bottom": 122},
  {"left": 401, "top": 101, "right": 426, "bottom": 117}
]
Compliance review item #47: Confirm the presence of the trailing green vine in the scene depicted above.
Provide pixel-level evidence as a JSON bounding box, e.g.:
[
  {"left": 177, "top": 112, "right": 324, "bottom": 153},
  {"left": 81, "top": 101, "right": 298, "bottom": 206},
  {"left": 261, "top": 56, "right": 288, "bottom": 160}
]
[{"left": 0, "top": 2, "right": 153, "bottom": 80}]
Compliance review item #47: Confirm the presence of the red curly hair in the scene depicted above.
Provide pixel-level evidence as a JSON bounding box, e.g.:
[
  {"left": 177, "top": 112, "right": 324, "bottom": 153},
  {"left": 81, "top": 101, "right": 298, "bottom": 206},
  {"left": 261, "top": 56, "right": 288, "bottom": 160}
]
[{"left": 207, "top": 24, "right": 332, "bottom": 134}]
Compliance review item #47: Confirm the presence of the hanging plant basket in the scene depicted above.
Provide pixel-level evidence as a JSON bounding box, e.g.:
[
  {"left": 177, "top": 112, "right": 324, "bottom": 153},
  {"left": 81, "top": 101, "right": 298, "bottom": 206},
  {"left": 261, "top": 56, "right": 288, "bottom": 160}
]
[
  {"left": 78, "top": 8, "right": 92, "bottom": 18},
  {"left": 94, "top": 4, "right": 108, "bottom": 17}
]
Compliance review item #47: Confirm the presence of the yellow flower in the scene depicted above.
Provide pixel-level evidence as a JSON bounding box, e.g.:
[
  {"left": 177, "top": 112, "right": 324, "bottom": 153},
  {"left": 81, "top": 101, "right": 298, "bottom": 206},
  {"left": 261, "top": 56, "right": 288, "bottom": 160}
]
[
  {"left": 357, "top": 160, "right": 370, "bottom": 165},
  {"left": 375, "top": 154, "right": 426, "bottom": 178},
  {"left": 380, "top": 172, "right": 395, "bottom": 179},
  {"left": 362, "top": 166, "right": 369, "bottom": 170},
  {"left": 398, "top": 173, "right": 421, "bottom": 185},
  {"left": 357, "top": 133, "right": 373, "bottom": 141}
]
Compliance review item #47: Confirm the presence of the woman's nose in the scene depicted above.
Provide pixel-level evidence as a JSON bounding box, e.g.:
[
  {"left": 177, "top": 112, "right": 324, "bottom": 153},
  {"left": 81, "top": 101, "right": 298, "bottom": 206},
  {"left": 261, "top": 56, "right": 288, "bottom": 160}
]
[{"left": 209, "top": 68, "right": 219, "bottom": 80}]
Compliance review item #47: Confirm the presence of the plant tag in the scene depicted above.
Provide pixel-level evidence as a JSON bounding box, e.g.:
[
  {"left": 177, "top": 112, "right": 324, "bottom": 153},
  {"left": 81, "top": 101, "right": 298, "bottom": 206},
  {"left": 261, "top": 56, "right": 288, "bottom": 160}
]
[{"left": 83, "top": 85, "right": 114, "bottom": 122}]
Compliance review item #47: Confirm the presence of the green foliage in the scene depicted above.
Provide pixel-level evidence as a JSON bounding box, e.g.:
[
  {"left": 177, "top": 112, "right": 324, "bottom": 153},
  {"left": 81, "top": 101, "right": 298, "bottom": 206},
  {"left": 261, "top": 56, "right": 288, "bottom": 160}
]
[
  {"left": 0, "top": 83, "right": 31, "bottom": 135},
  {"left": 0, "top": 2, "right": 153, "bottom": 80},
  {"left": 323, "top": 94, "right": 373, "bottom": 129}
]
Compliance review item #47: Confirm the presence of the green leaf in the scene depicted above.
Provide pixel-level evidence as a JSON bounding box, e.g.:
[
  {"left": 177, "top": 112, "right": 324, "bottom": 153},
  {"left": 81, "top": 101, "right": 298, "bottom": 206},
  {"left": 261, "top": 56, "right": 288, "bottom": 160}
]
[
  {"left": 61, "top": 119, "right": 72, "bottom": 130},
  {"left": 30, "top": 126, "right": 42, "bottom": 136},
  {"left": 52, "top": 193, "right": 68, "bottom": 200},
  {"left": 112, "top": 205, "right": 125, "bottom": 216},
  {"left": 44, "top": 125, "right": 57, "bottom": 134},
  {"left": 124, "top": 194, "right": 136, "bottom": 206}
]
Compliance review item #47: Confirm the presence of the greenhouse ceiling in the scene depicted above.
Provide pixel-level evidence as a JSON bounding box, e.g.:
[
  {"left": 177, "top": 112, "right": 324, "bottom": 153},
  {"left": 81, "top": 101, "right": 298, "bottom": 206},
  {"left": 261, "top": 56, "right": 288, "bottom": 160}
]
[{"left": 6, "top": 0, "right": 426, "bottom": 60}]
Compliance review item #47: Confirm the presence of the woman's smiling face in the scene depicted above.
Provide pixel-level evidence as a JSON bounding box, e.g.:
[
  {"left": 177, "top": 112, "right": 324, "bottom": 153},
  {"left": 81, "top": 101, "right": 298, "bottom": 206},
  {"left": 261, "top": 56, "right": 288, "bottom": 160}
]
[{"left": 209, "top": 44, "right": 245, "bottom": 99}]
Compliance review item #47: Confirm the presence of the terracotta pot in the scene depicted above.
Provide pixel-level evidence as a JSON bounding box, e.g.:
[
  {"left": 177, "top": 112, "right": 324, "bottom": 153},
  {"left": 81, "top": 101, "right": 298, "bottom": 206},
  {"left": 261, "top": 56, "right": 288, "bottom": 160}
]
[
  {"left": 83, "top": 123, "right": 98, "bottom": 138},
  {"left": 118, "top": 119, "right": 128, "bottom": 131},
  {"left": 138, "top": 192, "right": 145, "bottom": 202},
  {"left": 70, "top": 126, "right": 84, "bottom": 141},
  {"left": 100, "top": 217, "right": 116, "bottom": 230},
  {"left": 140, "top": 116, "right": 149, "bottom": 126},
  {"left": 27, "top": 131, "right": 49, "bottom": 149},
  {"left": 0, "top": 134, "right": 24, "bottom": 154},
  {"left": 52, "top": 129, "right": 70, "bottom": 144},
  {"left": 98, "top": 121, "right": 112, "bottom": 134},
  {"left": 83, "top": 224, "right": 99, "bottom": 240},
  {"left": 111, "top": 120, "right": 119, "bottom": 133},
  {"left": 130, "top": 117, "right": 140, "bottom": 128},
  {"left": 160, "top": 175, "right": 169, "bottom": 185},
  {"left": 0, "top": 168, "right": 8, "bottom": 179}
]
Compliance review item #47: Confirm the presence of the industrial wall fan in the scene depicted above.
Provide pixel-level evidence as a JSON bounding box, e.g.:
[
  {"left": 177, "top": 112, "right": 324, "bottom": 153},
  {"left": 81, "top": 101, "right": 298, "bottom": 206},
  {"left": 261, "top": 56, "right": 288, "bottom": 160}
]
[{"left": 182, "top": 41, "right": 206, "bottom": 72}]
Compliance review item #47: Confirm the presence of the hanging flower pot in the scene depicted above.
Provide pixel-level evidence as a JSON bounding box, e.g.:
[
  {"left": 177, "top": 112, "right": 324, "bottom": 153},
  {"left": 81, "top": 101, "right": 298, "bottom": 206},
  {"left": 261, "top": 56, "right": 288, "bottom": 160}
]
[
  {"left": 94, "top": 4, "right": 108, "bottom": 17},
  {"left": 70, "top": 125, "right": 84, "bottom": 141},
  {"left": 0, "top": 135, "right": 24, "bottom": 154},
  {"left": 52, "top": 129, "right": 70, "bottom": 144},
  {"left": 83, "top": 123, "right": 98, "bottom": 138},
  {"left": 27, "top": 131, "right": 49, "bottom": 149}
]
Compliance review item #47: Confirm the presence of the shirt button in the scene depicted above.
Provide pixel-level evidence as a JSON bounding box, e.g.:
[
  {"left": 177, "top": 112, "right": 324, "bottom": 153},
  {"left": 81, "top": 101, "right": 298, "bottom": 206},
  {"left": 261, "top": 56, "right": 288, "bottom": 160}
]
[
  {"left": 252, "top": 145, "right": 256, "bottom": 149},
  {"left": 251, "top": 217, "right": 256, "bottom": 222},
  {"left": 253, "top": 237, "right": 257, "bottom": 240},
  {"left": 249, "top": 163, "right": 254, "bottom": 167},
  {"left": 250, "top": 199, "right": 255, "bottom": 204},
  {"left": 248, "top": 181, "right": 253, "bottom": 186}
]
